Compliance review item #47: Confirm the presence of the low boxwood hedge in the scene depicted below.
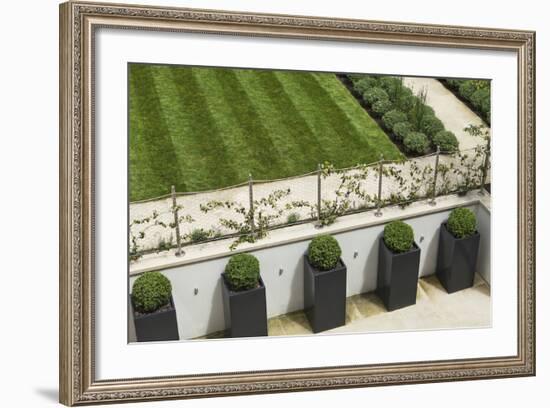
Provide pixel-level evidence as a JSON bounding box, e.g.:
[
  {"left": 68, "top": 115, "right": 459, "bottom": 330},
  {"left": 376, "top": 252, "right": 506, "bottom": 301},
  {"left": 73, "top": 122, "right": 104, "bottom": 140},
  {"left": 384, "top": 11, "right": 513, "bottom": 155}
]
[
  {"left": 403, "top": 131, "right": 430, "bottom": 155},
  {"left": 383, "top": 220, "right": 414, "bottom": 253},
  {"left": 347, "top": 74, "right": 459, "bottom": 155},
  {"left": 382, "top": 109, "right": 408, "bottom": 131},
  {"left": 393, "top": 121, "right": 413, "bottom": 142},
  {"left": 363, "top": 87, "right": 389, "bottom": 105},
  {"left": 419, "top": 114, "right": 445, "bottom": 139},
  {"left": 308, "top": 235, "right": 342, "bottom": 271},
  {"left": 372, "top": 99, "right": 393, "bottom": 116},
  {"left": 442, "top": 78, "right": 491, "bottom": 125},
  {"left": 433, "top": 130, "right": 459, "bottom": 152}
]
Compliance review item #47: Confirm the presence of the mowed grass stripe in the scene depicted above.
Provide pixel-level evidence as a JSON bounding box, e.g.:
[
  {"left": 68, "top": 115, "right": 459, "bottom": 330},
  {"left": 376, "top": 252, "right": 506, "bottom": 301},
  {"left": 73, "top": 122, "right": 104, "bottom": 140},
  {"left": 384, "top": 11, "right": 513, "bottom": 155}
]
[
  {"left": 129, "top": 64, "right": 402, "bottom": 200},
  {"left": 211, "top": 69, "right": 287, "bottom": 179},
  {"left": 312, "top": 73, "right": 403, "bottom": 162},
  {"left": 274, "top": 72, "right": 361, "bottom": 167},
  {"left": 162, "top": 66, "right": 239, "bottom": 191},
  {"left": 233, "top": 69, "right": 325, "bottom": 174},
  {"left": 129, "top": 66, "right": 184, "bottom": 201}
]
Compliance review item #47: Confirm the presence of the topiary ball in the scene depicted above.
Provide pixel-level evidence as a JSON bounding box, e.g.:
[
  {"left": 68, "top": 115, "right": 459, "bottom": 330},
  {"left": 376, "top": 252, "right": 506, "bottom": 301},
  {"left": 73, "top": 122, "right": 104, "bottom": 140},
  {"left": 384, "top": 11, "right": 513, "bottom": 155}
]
[
  {"left": 393, "top": 121, "right": 413, "bottom": 142},
  {"left": 447, "top": 207, "right": 477, "bottom": 238},
  {"left": 419, "top": 114, "right": 445, "bottom": 138},
  {"left": 352, "top": 77, "right": 379, "bottom": 94},
  {"left": 308, "top": 235, "right": 342, "bottom": 271},
  {"left": 383, "top": 221, "right": 414, "bottom": 253},
  {"left": 131, "top": 271, "right": 172, "bottom": 313},
  {"left": 378, "top": 76, "right": 402, "bottom": 93},
  {"left": 382, "top": 109, "right": 408, "bottom": 131},
  {"left": 403, "top": 131, "right": 430, "bottom": 155},
  {"left": 372, "top": 99, "right": 393, "bottom": 117},
  {"left": 224, "top": 253, "right": 260, "bottom": 291},
  {"left": 433, "top": 130, "right": 459, "bottom": 152},
  {"left": 363, "top": 87, "right": 389, "bottom": 105}
]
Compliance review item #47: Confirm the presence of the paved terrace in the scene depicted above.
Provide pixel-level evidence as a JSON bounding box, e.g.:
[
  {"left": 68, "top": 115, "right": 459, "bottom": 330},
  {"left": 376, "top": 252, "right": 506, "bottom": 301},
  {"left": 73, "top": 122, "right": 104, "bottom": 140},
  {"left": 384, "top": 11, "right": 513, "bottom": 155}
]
[{"left": 195, "top": 273, "right": 490, "bottom": 340}]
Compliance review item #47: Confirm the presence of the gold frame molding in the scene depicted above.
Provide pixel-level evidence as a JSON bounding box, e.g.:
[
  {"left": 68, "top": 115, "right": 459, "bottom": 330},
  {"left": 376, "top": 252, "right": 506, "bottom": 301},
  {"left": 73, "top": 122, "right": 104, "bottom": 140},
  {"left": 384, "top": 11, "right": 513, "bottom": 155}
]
[{"left": 59, "top": 1, "right": 536, "bottom": 405}]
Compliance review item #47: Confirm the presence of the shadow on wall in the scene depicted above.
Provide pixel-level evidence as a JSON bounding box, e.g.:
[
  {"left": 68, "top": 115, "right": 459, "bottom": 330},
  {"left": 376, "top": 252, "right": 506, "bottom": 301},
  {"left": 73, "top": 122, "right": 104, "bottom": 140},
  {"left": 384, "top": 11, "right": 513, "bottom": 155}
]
[
  {"left": 360, "top": 231, "right": 381, "bottom": 294},
  {"left": 420, "top": 223, "right": 441, "bottom": 277},
  {"left": 205, "top": 278, "right": 224, "bottom": 335}
]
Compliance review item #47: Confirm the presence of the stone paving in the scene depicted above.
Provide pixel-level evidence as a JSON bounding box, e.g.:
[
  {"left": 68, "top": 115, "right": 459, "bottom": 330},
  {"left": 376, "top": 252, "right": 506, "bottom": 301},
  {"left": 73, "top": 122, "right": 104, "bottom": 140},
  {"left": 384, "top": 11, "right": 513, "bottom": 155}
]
[{"left": 195, "top": 273, "right": 490, "bottom": 339}]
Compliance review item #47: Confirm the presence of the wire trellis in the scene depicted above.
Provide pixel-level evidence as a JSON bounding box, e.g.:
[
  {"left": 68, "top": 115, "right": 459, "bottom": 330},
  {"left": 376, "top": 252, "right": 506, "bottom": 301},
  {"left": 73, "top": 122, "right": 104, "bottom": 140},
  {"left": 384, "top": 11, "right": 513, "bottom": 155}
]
[{"left": 129, "top": 144, "right": 490, "bottom": 259}]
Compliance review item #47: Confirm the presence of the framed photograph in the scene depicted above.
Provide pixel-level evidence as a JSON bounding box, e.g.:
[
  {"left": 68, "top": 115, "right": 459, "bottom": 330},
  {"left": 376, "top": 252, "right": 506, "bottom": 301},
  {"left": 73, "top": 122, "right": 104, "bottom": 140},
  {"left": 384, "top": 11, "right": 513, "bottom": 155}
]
[{"left": 59, "top": 1, "right": 535, "bottom": 405}]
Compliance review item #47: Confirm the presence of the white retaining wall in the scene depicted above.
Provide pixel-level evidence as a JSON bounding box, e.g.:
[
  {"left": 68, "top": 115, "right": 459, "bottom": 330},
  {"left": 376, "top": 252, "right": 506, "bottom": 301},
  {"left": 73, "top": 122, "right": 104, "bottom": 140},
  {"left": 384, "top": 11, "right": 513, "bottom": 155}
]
[{"left": 129, "top": 202, "right": 490, "bottom": 340}]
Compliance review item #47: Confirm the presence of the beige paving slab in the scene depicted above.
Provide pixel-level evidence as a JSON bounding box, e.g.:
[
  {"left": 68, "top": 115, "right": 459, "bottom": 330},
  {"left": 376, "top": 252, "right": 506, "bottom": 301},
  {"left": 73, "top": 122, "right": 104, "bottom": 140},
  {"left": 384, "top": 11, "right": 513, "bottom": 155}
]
[{"left": 196, "top": 273, "right": 491, "bottom": 340}]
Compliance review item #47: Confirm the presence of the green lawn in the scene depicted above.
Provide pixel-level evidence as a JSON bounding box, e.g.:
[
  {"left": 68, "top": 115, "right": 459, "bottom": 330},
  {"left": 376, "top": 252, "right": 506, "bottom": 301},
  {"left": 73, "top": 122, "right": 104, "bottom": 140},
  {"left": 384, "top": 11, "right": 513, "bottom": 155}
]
[{"left": 129, "top": 64, "right": 402, "bottom": 201}]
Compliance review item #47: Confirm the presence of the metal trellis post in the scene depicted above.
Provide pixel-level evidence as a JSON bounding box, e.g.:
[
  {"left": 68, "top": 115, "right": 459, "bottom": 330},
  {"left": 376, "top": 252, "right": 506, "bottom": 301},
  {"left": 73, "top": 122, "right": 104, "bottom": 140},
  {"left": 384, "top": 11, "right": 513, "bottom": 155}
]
[
  {"left": 375, "top": 154, "right": 384, "bottom": 217},
  {"left": 479, "top": 138, "right": 491, "bottom": 195},
  {"left": 248, "top": 174, "right": 255, "bottom": 238},
  {"left": 171, "top": 185, "right": 184, "bottom": 257},
  {"left": 317, "top": 163, "right": 322, "bottom": 224},
  {"left": 429, "top": 146, "right": 440, "bottom": 206}
]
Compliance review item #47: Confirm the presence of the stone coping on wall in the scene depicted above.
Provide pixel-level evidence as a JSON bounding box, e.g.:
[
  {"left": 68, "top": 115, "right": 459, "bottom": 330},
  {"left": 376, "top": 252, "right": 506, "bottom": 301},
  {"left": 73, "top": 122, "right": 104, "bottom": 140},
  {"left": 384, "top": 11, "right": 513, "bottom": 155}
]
[{"left": 130, "top": 191, "right": 491, "bottom": 276}]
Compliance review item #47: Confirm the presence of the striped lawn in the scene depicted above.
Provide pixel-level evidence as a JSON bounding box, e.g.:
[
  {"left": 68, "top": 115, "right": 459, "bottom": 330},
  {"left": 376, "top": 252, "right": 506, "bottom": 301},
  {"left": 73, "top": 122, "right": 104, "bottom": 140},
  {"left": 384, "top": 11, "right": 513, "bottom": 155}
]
[{"left": 129, "top": 64, "right": 402, "bottom": 201}]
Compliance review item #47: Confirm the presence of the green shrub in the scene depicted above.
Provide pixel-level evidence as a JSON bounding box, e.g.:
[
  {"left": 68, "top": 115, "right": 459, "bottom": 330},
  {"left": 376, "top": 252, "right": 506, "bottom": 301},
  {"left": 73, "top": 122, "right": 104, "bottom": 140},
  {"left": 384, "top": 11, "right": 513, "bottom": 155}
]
[
  {"left": 348, "top": 74, "right": 375, "bottom": 84},
  {"left": 308, "top": 235, "right": 342, "bottom": 271},
  {"left": 363, "top": 87, "right": 389, "bottom": 105},
  {"left": 420, "top": 114, "right": 445, "bottom": 138},
  {"left": 131, "top": 272, "right": 172, "bottom": 313},
  {"left": 481, "top": 96, "right": 491, "bottom": 119},
  {"left": 378, "top": 76, "right": 401, "bottom": 92},
  {"left": 445, "top": 79, "right": 462, "bottom": 88},
  {"left": 372, "top": 99, "right": 393, "bottom": 116},
  {"left": 378, "top": 77, "right": 404, "bottom": 101},
  {"left": 395, "top": 91, "right": 415, "bottom": 112},
  {"left": 433, "top": 130, "right": 459, "bottom": 152},
  {"left": 403, "top": 131, "right": 430, "bottom": 155},
  {"left": 383, "top": 220, "right": 414, "bottom": 253},
  {"left": 347, "top": 74, "right": 364, "bottom": 82},
  {"left": 459, "top": 81, "right": 477, "bottom": 99},
  {"left": 189, "top": 228, "right": 210, "bottom": 243},
  {"left": 287, "top": 212, "right": 300, "bottom": 224},
  {"left": 471, "top": 88, "right": 490, "bottom": 112},
  {"left": 447, "top": 207, "right": 477, "bottom": 238},
  {"left": 156, "top": 235, "right": 173, "bottom": 253},
  {"left": 352, "top": 77, "right": 378, "bottom": 94},
  {"left": 382, "top": 109, "right": 408, "bottom": 131},
  {"left": 224, "top": 253, "right": 260, "bottom": 291},
  {"left": 393, "top": 122, "right": 413, "bottom": 141},
  {"left": 408, "top": 91, "right": 431, "bottom": 130}
]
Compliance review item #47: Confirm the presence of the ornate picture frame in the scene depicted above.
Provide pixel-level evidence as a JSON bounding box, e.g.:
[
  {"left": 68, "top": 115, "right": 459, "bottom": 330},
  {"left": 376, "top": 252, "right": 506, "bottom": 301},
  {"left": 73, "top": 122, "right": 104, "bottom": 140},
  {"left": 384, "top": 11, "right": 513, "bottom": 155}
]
[{"left": 59, "top": 1, "right": 535, "bottom": 405}]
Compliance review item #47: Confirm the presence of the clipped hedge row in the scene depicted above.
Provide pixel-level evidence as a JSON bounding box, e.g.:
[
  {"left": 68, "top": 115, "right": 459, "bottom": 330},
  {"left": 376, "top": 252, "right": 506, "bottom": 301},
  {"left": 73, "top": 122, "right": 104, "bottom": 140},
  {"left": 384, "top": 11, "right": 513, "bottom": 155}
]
[
  {"left": 441, "top": 79, "right": 491, "bottom": 125},
  {"left": 346, "top": 74, "right": 459, "bottom": 156}
]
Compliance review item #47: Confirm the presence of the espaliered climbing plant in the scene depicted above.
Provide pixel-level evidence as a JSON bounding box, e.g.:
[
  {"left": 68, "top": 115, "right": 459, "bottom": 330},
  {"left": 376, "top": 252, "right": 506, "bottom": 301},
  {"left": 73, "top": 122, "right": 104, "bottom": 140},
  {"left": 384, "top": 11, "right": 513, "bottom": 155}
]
[
  {"left": 200, "top": 188, "right": 297, "bottom": 250},
  {"left": 129, "top": 203, "right": 194, "bottom": 260}
]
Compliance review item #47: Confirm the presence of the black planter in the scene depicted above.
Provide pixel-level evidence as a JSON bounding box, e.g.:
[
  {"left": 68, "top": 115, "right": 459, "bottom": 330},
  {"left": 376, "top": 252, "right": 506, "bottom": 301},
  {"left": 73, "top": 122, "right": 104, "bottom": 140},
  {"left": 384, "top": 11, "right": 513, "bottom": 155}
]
[
  {"left": 436, "top": 223, "right": 480, "bottom": 293},
  {"left": 377, "top": 239, "right": 421, "bottom": 311},
  {"left": 303, "top": 255, "right": 347, "bottom": 333},
  {"left": 132, "top": 295, "right": 179, "bottom": 342},
  {"left": 221, "top": 274, "right": 267, "bottom": 338}
]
